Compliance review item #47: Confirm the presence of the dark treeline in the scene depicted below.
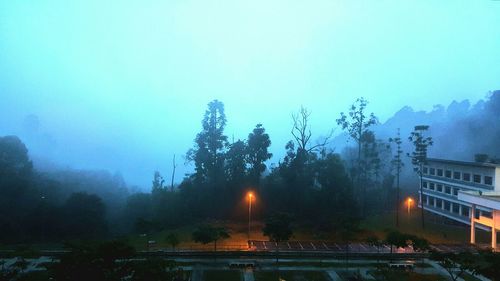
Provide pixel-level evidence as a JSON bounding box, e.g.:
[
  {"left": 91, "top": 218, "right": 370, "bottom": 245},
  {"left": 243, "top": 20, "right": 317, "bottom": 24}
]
[
  {"left": 2, "top": 91, "right": 499, "bottom": 243},
  {"left": 126, "top": 100, "right": 365, "bottom": 235}
]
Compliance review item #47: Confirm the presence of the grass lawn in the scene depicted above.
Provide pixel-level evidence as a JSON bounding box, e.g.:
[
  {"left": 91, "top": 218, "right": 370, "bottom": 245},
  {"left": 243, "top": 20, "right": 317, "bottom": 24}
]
[
  {"left": 16, "top": 271, "right": 50, "bottom": 281},
  {"left": 203, "top": 270, "right": 241, "bottom": 281},
  {"left": 360, "top": 211, "right": 491, "bottom": 244},
  {"left": 125, "top": 221, "right": 328, "bottom": 251},
  {"left": 461, "top": 272, "right": 482, "bottom": 281},
  {"left": 369, "top": 270, "right": 447, "bottom": 281},
  {"left": 255, "top": 271, "right": 329, "bottom": 281},
  {"left": 125, "top": 208, "right": 492, "bottom": 251}
]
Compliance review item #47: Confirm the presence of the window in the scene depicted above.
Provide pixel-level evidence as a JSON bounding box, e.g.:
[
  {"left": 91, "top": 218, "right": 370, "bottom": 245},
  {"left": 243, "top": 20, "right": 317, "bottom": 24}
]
[
  {"left": 429, "top": 197, "right": 435, "bottom": 206},
  {"left": 436, "top": 199, "right": 442, "bottom": 208},
  {"left": 452, "top": 203, "right": 459, "bottom": 214},
  {"left": 445, "top": 186, "right": 451, "bottom": 194},
  {"left": 463, "top": 173, "right": 471, "bottom": 181},
  {"left": 430, "top": 168, "right": 436, "bottom": 175},
  {"left": 473, "top": 174, "right": 481, "bottom": 184},
  {"left": 437, "top": 184, "right": 443, "bottom": 192},
  {"left": 422, "top": 194, "right": 427, "bottom": 203},
  {"left": 444, "top": 201, "right": 450, "bottom": 211},
  {"left": 453, "top": 188, "right": 459, "bottom": 196},
  {"left": 429, "top": 183, "right": 435, "bottom": 190},
  {"left": 423, "top": 167, "right": 428, "bottom": 174},
  {"left": 445, "top": 170, "right": 452, "bottom": 178},
  {"left": 453, "top": 171, "right": 461, "bottom": 180},
  {"left": 422, "top": 181, "right": 428, "bottom": 188},
  {"left": 482, "top": 211, "right": 492, "bottom": 218},
  {"left": 437, "top": 169, "right": 443, "bottom": 176},
  {"left": 485, "top": 176, "right": 493, "bottom": 186},
  {"left": 462, "top": 206, "right": 469, "bottom": 217}
]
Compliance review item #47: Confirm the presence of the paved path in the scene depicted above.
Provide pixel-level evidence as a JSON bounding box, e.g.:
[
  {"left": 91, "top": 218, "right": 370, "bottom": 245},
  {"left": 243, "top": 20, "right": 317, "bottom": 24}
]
[
  {"left": 191, "top": 265, "right": 203, "bottom": 281},
  {"left": 427, "top": 259, "right": 466, "bottom": 281},
  {"left": 243, "top": 268, "right": 254, "bottom": 281},
  {"left": 359, "top": 268, "right": 375, "bottom": 280},
  {"left": 326, "top": 270, "right": 341, "bottom": 281}
]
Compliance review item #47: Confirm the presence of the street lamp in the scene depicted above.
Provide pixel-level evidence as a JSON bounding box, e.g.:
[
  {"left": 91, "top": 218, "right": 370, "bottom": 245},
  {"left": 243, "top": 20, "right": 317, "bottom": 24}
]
[
  {"left": 407, "top": 197, "right": 413, "bottom": 215},
  {"left": 247, "top": 192, "right": 253, "bottom": 243}
]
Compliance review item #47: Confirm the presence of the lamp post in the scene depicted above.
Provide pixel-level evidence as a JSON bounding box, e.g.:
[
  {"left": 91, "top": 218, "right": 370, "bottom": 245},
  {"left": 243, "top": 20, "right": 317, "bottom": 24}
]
[
  {"left": 407, "top": 197, "right": 413, "bottom": 216},
  {"left": 247, "top": 192, "right": 253, "bottom": 242}
]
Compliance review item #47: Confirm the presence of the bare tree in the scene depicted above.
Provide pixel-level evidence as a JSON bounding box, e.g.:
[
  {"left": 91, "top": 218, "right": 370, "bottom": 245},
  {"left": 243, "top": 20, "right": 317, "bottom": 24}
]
[
  {"left": 171, "top": 154, "right": 177, "bottom": 192},
  {"left": 291, "top": 106, "right": 334, "bottom": 154}
]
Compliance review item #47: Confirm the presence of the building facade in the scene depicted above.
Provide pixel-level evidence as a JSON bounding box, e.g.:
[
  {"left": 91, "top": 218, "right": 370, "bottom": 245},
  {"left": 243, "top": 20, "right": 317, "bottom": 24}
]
[{"left": 419, "top": 158, "right": 500, "bottom": 231}]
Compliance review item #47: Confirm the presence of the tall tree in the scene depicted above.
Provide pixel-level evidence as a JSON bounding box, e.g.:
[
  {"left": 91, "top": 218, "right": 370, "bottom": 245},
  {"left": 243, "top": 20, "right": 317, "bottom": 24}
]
[
  {"left": 0, "top": 135, "right": 33, "bottom": 177},
  {"left": 225, "top": 140, "right": 247, "bottom": 186},
  {"left": 187, "top": 100, "right": 228, "bottom": 190},
  {"left": 336, "top": 98, "right": 377, "bottom": 216},
  {"left": 291, "top": 107, "right": 332, "bottom": 154},
  {"left": 388, "top": 128, "right": 404, "bottom": 227},
  {"left": 336, "top": 98, "right": 378, "bottom": 178},
  {"left": 408, "top": 125, "right": 433, "bottom": 229},
  {"left": 247, "top": 124, "right": 272, "bottom": 186},
  {"left": 281, "top": 107, "right": 332, "bottom": 212}
]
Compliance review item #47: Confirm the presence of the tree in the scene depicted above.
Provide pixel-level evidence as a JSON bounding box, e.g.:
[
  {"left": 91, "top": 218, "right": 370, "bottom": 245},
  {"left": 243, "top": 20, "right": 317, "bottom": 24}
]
[
  {"left": 192, "top": 225, "right": 230, "bottom": 253},
  {"left": 336, "top": 98, "right": 378, "bottom": 174},
  {"left": 48, "top": 241, "right": 136, "bottom": 281},
  {"left": 410, "top": 235, "right": 429, "bottom": 253},
  {"left": 337, "top": 217, "right": 360, "bottom": 271},
  {"left": 247, "top": 124, "right": 272, "bottom": 186},
  {"left": 476, "top": 250, "right": 500, "bottom": 280},
  {"left": 165, "top": 232, "right": 180, "bottom": 251},
  {"left": 0, "top": 135, "right": 33, "bottom": 177},
  {"left": 62, "top": 192, "right": 107, "bottom": 238},
  {"left": 170, "top": 154, "right": 177, "bottom": 192},
  {"left": 388, "top": 128, "right": 404, "bottom": 227},
  {"left": 263, "top": 212, "right": 293, "bottom": 263},
  {"left": 151, "top": 171, "right": 165, "bottom": 192},
  {"left": 187, "top": 100, "right": 228, "bottom": 190},
  {"left": 408, "top": 125, "right": 433, "bottom": 229},
  {"left": 366, "top": 235, "right": 383, "bottom": 264},
  {"left": 336, "top": 98, "right": 377, "bottom": 216},
  {"left": 430, "top": 251, "right": 477, "bottom": 281},
  {"left": 385, "top": 231, "right": 409, "bottom": 254},
  {"left": 225, "top": 140, "right": 247, "bottom": 186}
]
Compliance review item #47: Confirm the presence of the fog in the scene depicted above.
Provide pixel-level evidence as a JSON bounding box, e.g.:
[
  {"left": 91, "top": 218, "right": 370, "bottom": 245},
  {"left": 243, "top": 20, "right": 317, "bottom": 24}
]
[{"left": 1, "top": 1, "right": 500, "bottom": 189}]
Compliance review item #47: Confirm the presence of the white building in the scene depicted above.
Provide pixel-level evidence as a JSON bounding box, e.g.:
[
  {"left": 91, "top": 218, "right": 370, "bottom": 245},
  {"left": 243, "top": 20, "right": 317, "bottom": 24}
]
[{"left": 419, "top": 158, "right": 500, "bottom": 250}]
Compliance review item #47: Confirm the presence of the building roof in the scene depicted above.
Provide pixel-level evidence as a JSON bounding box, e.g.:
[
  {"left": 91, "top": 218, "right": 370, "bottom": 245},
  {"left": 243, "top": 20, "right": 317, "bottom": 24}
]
[
  {"left": 427, "top": 158, "right": 500, "bottom": 169},
  {"left": 458, "top": 191, "right": 500, "bottom": 209}
]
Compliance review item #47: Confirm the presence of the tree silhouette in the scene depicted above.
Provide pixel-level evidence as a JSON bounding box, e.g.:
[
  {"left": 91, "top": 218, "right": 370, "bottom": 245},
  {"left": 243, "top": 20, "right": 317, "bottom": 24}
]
[
  {"left": 263, "top": 212, "right": 293, "bottom": 264},
  {"left": 336, "top": 98, "right": 377, "bottom": 216},
  {"left": 408, "top": 125, "right": 433, "bottom": 229},
  {"left": 187, "top": 100, "right": 228, "bottom": 190},
  {"left": 388, "top": 128, "right": 404, "bottom": 227},
  {"left": 247, "top": 124, "right": 272, "bottom": 186},
  {"left": 165, "top": 232, "right": 180, "bottom": 251},
  {"left": 192, "top": 225, "right": 230, "bottom": 253}
]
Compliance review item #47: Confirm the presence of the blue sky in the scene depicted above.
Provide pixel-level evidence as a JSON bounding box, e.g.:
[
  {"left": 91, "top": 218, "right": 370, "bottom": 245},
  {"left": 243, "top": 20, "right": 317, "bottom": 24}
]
[{"left": 1, "top": 1, "right": 500, "bottom": 188}]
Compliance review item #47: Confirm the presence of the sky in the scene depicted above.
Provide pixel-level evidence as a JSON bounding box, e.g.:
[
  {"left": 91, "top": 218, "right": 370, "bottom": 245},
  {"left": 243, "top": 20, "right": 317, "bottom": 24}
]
[{"left": 1, "top": 1, "right": 500, "bottom": 189}]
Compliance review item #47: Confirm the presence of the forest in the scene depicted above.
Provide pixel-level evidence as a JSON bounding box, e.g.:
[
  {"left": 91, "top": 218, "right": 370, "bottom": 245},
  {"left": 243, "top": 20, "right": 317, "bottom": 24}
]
[{"left": 1, "top": 91, "right": 499, "bottom": 244}]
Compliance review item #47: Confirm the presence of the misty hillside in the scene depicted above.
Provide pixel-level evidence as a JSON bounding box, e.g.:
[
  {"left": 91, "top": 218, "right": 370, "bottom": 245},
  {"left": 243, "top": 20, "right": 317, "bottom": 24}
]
[{"left": 333, "top": 90, "right": 500, "bottom": 165}]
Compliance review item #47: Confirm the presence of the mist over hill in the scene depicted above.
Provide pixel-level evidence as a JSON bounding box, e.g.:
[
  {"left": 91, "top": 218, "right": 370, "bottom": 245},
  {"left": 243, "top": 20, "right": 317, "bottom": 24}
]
[{"left": 333, "top": 90, "right": 499, "bottom": 164}]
